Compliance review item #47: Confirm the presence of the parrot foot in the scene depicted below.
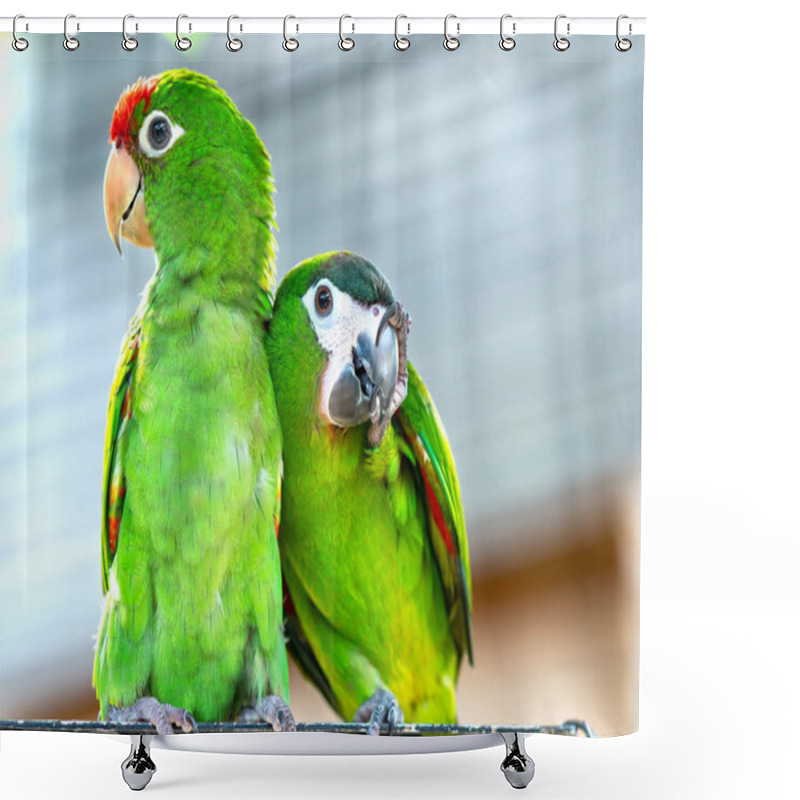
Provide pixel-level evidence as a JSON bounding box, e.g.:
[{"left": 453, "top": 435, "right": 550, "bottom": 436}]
[
  {"left": 121, "top": 735, "right": 156, "bottom": 791},
  {"left": 354, "top": 688, "right": 404, "bottom": 736},
  {"left": 109, "top": 696, "right": 196, "bottom": 735},
  {"left": 500, "top": 733, "right": 535, "bottom": 790},
  {"left": 238, "top": 695, "right": 297, "bottom": 731}
]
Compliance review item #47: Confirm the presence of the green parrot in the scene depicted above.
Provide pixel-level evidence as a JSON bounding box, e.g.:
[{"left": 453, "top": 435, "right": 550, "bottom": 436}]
[
  {"left": 93, "top": 70, "right": 294, "bottom": 733},
  {"left": 265, "top": 251, "right": 473, "bottom": 734}
]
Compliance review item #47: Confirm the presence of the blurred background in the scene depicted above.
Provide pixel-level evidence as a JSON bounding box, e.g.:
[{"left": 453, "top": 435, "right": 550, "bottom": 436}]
[{"left": 0, "top": 33, "right": 642, "bottom": 736}]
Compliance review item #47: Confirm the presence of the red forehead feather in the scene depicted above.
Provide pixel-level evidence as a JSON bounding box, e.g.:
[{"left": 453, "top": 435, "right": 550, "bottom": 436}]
[{"left": 109, "top": 76, "right": 158, "bottom": 146}]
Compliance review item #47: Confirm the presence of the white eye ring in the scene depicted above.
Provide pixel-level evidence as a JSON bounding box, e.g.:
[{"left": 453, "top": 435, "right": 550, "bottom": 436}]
[
  {"left": 138, "top": 110, "right": 184, "bottom": 159},
  {"left": 302, "top": 279, "right": 345, "bottom": 335}
]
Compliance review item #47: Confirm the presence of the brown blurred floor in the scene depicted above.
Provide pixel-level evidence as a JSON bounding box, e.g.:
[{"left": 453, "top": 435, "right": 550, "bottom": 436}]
[{"left": 457, "top": 486, "right": 640, "bottom": 736}]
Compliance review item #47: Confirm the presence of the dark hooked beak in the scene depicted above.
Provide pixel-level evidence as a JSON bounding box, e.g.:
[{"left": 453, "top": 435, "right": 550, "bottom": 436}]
[{"left": 327, "top": 301, "right": 411, "bottom": 446}]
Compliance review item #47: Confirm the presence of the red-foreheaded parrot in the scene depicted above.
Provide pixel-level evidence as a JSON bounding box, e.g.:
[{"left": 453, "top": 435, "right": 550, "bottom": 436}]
[{"left": 93, "top": 69, "right": 293, "bottom": 733}]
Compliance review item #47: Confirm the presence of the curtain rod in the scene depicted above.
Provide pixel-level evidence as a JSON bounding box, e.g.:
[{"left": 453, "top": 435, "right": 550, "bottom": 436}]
[{"left": 1, "top": 16, "right": 646, "bottom": 36}]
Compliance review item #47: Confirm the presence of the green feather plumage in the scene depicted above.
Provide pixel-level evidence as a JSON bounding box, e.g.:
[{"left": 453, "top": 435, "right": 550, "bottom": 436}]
[
  {"left": 266, "top": 252, "right": 473, "bottom": 724},
  {"left": 93, "top": 70, "right": 289, "bottom": 722}
]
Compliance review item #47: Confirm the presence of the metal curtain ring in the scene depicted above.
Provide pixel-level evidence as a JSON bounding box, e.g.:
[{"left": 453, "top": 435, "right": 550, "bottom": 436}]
[
  {"left": 283, "top": 15, "right": 299, "bottom": 51},
  {"left": 553, "top": 14, "right": 570, "bottom": 51},
  {"left": 122, "top": 14, "right": 138, "bottom": 51},
  {"left": 499, "top": 14, "right": 515, "bottom": 51},
  {"left": 12, "top": 14, "right": 29, "bottom": 51},
  {"left": 616, "top": 14, "right": 632, "bottom": 51},
  {"left": 63, "top": 13, "right": 79, "bottom": 51},
  {"left": 394, "top": 15, "right": 410, "bottom": 50},
  {"left": 176, "top": 14, "right": 192, "bottom": 51},
  {"left": 227, "top": 15, "right": 243, "bottom": 51},
  {"left": 339, "top": 14, "right": 355, "bottom": 51},
  {"left": 443, "top": 14, "right": 460, "bottom": 51}
]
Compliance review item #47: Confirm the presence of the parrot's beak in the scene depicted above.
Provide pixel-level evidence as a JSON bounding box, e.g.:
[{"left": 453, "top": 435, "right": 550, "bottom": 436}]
[
  {"left": 103, "top": 145, "right": 153, "bottom": 254},
  {"left": 327, "top": 301, "right": 410, "bottom": 447}
]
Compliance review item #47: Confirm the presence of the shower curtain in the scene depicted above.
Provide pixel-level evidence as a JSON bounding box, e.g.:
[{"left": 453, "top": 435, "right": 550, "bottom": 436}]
[{"left": 0, "top": 26, "right": 643, "bottom": 742}]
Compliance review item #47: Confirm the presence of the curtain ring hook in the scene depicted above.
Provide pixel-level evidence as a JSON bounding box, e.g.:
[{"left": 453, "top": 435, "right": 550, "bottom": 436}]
[
  {"left": 122, "top": 14, "right": 138, "bottom": 51},
  {"left": 615, "top": 15, "right": 632, "bottom": 51},
  {"left": 553, "top": 14, "right": 570, "bottom": 52},
  {"left": 394, "top": 15, "right": 410, "bottom": 51},
  {"left": 283, "top": 15, "right": 299, "bottom": 51},
  {"left": 499, "top": 14, "right": 516, "bottom": 51},
  {"left": 176, "top": 13, "right": 192, "bottom": 51},
  {"left": 443, "top": 14, "right": 460, "bottom": 51},
  {"left": 227, "top": 15, "right": 243, "bottom": 51},
  {"left": 12, "top": 14, "right": 29, "bottom": 51},
  {"left": 63, "top": 13, "right": 80, "bottom": 51},
  {"left": 339, "top": 14, "right": 355, "bottom": 51}
]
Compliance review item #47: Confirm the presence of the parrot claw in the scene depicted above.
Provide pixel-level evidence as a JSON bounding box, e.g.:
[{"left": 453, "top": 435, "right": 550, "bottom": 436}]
[
  {"left": 354, "top": 688, "right": 404, "bottom": 736},
  {"left": 108, "top": 696, "right": 196, "bottom": 735},
  {"left": 238, "top": 695, "right": 297, "bottom": 731},
  {"left": 385, "top": 304, "right": 410, "bottom": 419}
]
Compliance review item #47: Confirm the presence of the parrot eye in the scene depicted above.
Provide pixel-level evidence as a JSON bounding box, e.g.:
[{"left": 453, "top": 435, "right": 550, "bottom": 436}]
[
  {"left": 148, "top": 117, "right": 171, "bottom": 150},
  {"left": 315, "top": 285, "right": 333, "bottom": 316},
  {"left": 138, "top": 111, "right": 184, "bottom": 159}
]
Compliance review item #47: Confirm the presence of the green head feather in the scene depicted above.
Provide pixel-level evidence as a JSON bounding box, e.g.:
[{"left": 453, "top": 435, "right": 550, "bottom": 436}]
[
  {"left": 267, "top": 251, "right": 397, "bottom": 436},
  {"left": 273, "top": 251, "right": 394, "bottom": 310},
  {"left": 110, "top": 69, "right": 276, "bottom": 298}
]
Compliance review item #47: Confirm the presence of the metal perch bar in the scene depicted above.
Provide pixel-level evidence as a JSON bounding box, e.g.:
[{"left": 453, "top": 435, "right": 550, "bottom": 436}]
[{"left": 0, "top": 718, "right": 594, "bottom": 737}]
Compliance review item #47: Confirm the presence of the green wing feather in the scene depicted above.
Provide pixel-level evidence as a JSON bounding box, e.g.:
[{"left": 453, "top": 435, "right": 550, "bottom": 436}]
[
  {"left": 394, "top": 362, "right": 474, "bottom": 665},
  {"left": 100, "top": 317, "right": 140, "bottom": 594}
]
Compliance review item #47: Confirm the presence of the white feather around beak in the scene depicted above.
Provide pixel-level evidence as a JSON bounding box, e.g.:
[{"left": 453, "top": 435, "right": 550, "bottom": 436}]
[{"left": 301, "top": 280, "right": 388, "bottom": 426}]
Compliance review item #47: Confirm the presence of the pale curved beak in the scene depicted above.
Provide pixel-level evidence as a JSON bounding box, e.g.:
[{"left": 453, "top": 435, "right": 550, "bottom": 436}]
[{"left": 103, "top": 146, "right": 153, "bottom": 253}]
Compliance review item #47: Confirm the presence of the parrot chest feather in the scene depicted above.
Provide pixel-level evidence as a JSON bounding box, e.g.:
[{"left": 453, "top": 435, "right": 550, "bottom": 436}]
[
  {"left": 130, "top": 301, "right": 268, "bottom": 552},
  {"left": 280, "top": 427, "right": 457, "bottom": 720}
]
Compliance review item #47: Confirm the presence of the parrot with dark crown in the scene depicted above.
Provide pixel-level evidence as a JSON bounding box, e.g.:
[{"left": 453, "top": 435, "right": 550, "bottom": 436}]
[
  {"left": 265, "top": 251, "right": 473, "bottom": 734},
  {"left": 93, "top": 69, "right": 294, "bottom": 733}
]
